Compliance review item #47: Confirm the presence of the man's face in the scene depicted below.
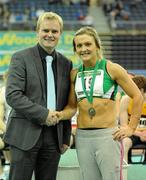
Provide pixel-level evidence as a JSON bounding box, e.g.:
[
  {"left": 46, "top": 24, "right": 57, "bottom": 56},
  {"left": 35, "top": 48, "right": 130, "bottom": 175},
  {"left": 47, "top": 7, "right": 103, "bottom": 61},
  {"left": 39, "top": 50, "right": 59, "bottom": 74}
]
[{"left": 37, "top": 19, "right": 61, "bottom": 54}]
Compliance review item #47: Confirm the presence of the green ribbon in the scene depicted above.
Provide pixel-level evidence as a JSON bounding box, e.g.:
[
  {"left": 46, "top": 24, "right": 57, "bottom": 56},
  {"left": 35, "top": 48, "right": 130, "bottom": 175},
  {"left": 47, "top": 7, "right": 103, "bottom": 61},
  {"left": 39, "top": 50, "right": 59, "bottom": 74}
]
[{"left": 81, "top": 61, "right": 99, "bottom": 104}]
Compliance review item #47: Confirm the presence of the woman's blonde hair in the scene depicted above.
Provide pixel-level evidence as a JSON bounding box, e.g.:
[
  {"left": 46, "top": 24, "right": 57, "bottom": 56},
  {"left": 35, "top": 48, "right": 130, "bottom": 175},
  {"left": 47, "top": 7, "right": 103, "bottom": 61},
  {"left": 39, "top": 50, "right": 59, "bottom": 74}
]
[
  {"left": 73, "top": 26, "right": 103, "bottom": 58},
  {"left": 36, "top": 12, "right": 63, "bottom": 33}
]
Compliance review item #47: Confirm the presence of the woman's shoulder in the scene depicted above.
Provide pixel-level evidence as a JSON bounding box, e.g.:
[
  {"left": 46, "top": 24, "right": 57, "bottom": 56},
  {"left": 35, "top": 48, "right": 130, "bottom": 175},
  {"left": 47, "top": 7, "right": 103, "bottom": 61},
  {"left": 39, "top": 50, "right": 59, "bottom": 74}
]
[
  {"left": 106, "top": 59, "right": 125, "bottom": 70},
  {"left": 71, "top": 68, "right": 78, "bottom": 74},
  {"left": 70, "top": 68, "right": 79, "bottom": 82},
  {"left": 106, "top": 59, "right": 127, "bottom": 80}
]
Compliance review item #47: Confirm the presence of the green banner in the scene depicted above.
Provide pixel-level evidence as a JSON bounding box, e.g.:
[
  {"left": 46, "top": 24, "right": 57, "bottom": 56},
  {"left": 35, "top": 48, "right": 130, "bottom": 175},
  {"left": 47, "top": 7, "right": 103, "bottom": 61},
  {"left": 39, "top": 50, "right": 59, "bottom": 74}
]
[{"left": 0, "top": 31, "right": 81, "bottom": 74}]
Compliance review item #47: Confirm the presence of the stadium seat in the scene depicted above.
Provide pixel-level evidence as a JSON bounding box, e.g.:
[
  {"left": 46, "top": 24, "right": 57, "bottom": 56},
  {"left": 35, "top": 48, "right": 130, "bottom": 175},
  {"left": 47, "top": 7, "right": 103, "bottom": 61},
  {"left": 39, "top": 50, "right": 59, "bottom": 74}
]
[{"left": 128, "top": 144, "right": 146, "bottom": 164}]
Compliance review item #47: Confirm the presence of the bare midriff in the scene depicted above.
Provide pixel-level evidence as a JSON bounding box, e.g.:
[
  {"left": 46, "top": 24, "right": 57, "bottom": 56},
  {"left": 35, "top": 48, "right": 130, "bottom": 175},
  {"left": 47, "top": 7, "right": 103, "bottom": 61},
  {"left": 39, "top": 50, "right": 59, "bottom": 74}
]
[{"left": 77, "top": 98, "right": 117, "bottom": 128}]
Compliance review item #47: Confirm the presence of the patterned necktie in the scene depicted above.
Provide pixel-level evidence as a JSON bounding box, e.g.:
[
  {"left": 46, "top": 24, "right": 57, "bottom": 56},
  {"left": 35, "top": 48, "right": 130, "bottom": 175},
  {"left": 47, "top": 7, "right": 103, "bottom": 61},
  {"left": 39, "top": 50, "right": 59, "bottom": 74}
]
[{"left": 45, "top": 56, "right": 56, "bottom": 110}]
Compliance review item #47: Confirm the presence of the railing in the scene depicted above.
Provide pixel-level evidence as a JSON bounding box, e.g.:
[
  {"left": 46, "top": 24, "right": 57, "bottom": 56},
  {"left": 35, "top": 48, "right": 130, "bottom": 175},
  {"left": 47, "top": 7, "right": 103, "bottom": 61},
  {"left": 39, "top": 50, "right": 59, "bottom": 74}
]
[{"left": 115, "top": 20, "right": 146, "bottom": 30}]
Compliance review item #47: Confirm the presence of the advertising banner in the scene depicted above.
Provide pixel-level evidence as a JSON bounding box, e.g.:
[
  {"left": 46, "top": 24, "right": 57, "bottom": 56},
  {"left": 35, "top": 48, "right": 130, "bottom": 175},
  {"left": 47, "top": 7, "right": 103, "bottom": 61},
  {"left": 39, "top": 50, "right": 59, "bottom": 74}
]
[{"left": 0, "top": 31, "right": 81, "bottom": 74}]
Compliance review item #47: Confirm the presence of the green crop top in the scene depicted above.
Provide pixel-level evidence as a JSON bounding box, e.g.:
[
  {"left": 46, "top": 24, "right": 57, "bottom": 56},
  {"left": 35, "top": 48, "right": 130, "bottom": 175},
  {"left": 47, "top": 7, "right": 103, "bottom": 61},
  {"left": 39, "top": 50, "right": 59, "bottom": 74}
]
[{"left": 74, "top": 58, "right": 118, "bottom": 102}]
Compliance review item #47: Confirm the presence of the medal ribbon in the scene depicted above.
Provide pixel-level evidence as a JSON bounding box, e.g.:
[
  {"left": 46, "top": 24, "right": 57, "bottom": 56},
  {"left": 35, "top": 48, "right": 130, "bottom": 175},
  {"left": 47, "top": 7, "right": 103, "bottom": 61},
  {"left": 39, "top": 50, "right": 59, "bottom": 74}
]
[{"left": 81, "top": 61, "right": 99, "bottom": 104}]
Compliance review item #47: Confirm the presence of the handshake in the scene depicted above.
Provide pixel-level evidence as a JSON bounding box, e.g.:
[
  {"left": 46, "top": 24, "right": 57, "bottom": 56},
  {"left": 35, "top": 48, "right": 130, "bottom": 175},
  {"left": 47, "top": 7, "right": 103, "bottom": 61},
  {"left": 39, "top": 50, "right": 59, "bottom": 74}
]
[{"left": 45, "top": 110, "right": 63, "bottom": 126}]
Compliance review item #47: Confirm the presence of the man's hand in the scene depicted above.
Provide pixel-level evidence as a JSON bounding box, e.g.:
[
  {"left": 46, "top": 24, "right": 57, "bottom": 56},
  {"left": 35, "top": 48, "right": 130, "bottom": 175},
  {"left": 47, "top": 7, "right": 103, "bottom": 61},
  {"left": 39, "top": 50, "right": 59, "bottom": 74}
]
[
  {"left": 60, "top": 144, "right": 69, "bottom": 154},
  {"left": 113, "top": 125, "right": 135, "bottom": 141},
  {"left": 55, "top": 111, "right": 64, "bottom": 120},
  {"left": 45, "top": 110, "right": 60, "bottom": 126}
]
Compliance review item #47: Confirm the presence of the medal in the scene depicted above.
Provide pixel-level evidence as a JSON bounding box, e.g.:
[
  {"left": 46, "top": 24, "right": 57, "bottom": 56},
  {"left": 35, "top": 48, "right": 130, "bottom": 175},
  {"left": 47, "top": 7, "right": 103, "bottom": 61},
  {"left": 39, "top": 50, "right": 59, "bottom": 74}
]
[
  {"left": 81, "top": 61, "right": 100, "bottom": 119},
  {"left": 88, "top": 107, "right": 96, "bottom": 119}
]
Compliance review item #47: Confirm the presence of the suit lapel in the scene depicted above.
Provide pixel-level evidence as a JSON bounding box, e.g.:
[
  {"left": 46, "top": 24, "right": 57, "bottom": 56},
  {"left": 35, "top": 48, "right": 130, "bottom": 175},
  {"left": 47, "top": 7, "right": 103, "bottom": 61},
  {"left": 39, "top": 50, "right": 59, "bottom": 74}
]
[
  {"left": 56, "top": 52, "right": 63, "bottom": 108},
  {"left": 32, "top": 46, "right": 46, "bottom": 102}
]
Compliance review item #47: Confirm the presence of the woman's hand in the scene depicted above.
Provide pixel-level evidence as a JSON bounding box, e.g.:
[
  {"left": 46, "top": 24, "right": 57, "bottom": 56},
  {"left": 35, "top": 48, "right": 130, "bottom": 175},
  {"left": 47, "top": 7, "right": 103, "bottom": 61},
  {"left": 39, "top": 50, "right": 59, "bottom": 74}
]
[{"left": 112, "top": 125, "right": 135, "bottom": 141}]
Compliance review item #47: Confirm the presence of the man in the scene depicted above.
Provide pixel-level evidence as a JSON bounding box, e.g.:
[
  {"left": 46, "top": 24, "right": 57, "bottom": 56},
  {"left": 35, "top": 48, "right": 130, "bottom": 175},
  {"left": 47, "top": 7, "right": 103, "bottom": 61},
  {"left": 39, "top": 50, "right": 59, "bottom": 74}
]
[{"left": 4, "top": 12, "right": 72, "bottom": 180}]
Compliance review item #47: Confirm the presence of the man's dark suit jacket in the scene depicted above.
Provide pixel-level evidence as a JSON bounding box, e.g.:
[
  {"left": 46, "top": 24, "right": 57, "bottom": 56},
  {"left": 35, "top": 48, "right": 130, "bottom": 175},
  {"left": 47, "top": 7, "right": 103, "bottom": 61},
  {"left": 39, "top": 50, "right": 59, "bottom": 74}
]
[{"left": 4, "top": 45, "right": 72, "bottom": 152}]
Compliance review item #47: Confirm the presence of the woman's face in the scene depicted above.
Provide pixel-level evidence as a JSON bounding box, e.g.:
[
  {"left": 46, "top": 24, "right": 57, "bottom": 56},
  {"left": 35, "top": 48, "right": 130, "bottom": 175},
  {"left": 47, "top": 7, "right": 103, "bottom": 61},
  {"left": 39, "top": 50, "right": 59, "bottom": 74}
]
[{"left": 74, "top": 34, "right": 99, "bottom": 63}]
